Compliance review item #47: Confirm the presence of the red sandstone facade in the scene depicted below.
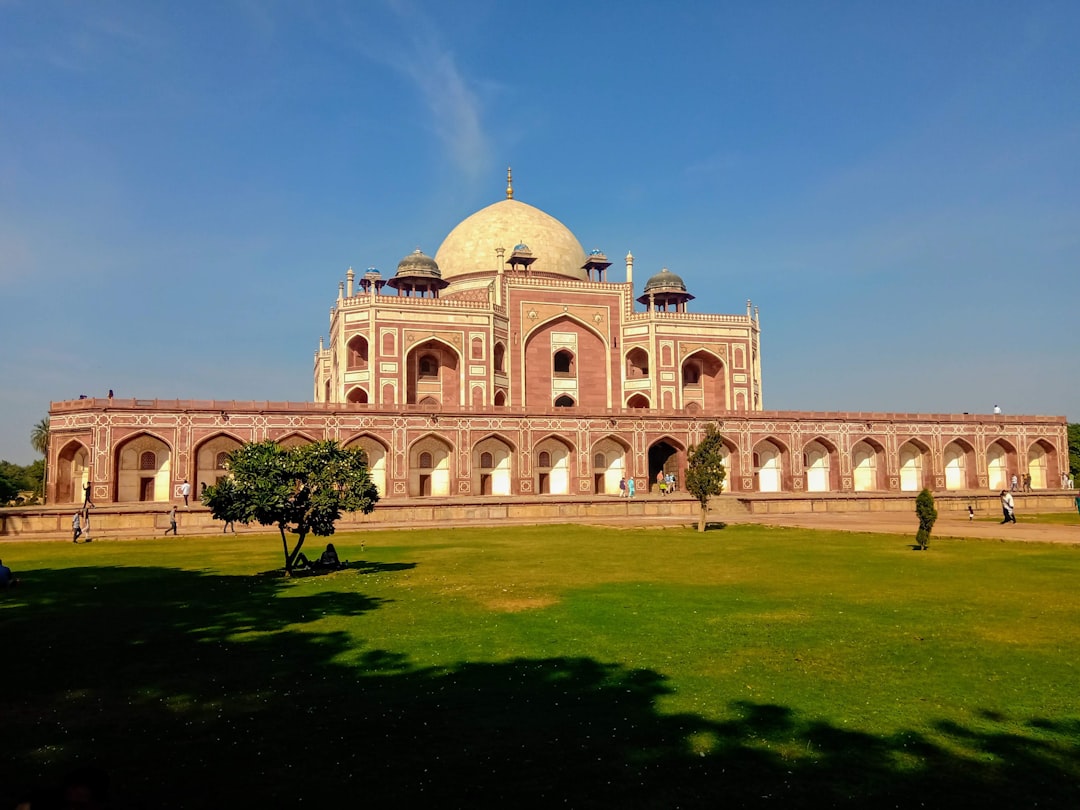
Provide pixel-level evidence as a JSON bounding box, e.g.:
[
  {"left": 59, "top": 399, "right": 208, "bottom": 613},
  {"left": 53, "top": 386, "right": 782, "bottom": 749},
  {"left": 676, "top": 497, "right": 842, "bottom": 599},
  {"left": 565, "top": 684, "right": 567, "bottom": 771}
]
[{"left": 44, "top": 179, "right": 1069, "bottom": 505}]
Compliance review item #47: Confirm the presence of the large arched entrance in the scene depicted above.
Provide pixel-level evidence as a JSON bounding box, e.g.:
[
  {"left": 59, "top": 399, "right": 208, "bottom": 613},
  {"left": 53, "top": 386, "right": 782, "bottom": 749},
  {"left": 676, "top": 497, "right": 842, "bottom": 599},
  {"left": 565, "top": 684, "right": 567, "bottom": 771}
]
[
  {"left": 592, "top": 437, "right": 629, "bottom": 495},
  {"left": 648, "top": 439, "right": 683, "bottom": 493},
  {"left": 55, "top": 440, "right": 91, "bottom": 504},
  {"left": 473, "top": 436, "right": 514, "bottom": 496},
  {"left": 534, "top": 436, "right": 573, "bottom": 495},
  {"left": 754, "top": 439, "right": 784, "bottom": 492},
  {"left": 410, "top": 434, "right": 453, "bottom": 497},
  {"left": 115, "top": 433, "right": 172, "bottom": 502},
  {"left": 852, "top": 439, "right": 884, "bottom": 492},
  {"left": 406, "top": 340, "right": 461, "bottom": 406},
  {"left": 943, "top": 440, "right": 975, "bottom": 490},
  {"left": 344, "top": 435, "right": 389, "bottom": 497},
  {"left": 986, "top": 441, "right": 1014, "bottom": 490},
  {"left": 803, "top": 439, "right": 836, "bottom": 493},
  {"left": 898, "top": 440, "right": 929, "bottom": 492}
]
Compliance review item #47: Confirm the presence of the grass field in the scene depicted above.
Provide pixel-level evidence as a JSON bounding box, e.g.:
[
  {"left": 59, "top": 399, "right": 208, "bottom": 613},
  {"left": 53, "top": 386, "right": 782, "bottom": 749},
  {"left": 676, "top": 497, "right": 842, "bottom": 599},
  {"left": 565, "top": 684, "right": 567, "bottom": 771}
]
[{"left": 3, "top": 524, "right": 1080, "bottom": 808}]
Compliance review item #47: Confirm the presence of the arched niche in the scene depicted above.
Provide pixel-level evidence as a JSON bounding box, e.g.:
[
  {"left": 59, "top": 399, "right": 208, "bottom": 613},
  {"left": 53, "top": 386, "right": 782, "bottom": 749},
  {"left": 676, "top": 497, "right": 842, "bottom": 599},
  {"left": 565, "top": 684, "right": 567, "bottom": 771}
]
[
  {"left": 194, "top": 434, "right": 243, "bottom": 495},
  {"left": 803, "top": 438, "right": 838, "bottom": 493},
  {"left": 852, "top": 438, "right": 885, "bottom": 492},
  {"left": 753, "top": 438, "right": 786, "bottom": 492},
  {"left": 406, "top": 339, "right": 461, "bottom": 406},
  {"left": 592, "top": 436, "right": 630, "bottom": 495},
  {"left": 409, "top": 434, "right": 453, "bottom": 497},
  {"left": 56, "top": 440, "right": 91, "bottom": 504},
  {"left": 115, "top": 433, "right": 172, "bottom": 503},
  {"left": 473, "top": 435, "right": 514, "bottom": 496},
  {"left": 943, "top": 439, "right": 976, "bottom": 490},
  {"left": 534, "top": 435, "right": 573, "bottom": 495},
  {"left": 897, "top": 439, "right": 930, "bottom": 492},
  {"left": 344, "top": 434, "right": 389, "bottom": 497},
  {"left": 681, "top": 350, "right": 727, "bottom": 411}
]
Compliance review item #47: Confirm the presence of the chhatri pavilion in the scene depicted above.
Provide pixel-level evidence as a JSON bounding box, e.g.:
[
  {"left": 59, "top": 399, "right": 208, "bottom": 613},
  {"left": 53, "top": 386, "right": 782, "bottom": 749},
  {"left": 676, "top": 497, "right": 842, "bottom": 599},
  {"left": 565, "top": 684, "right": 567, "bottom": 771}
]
[{"left": 45, "top": 172, "right": 1067, "bottom": 506}]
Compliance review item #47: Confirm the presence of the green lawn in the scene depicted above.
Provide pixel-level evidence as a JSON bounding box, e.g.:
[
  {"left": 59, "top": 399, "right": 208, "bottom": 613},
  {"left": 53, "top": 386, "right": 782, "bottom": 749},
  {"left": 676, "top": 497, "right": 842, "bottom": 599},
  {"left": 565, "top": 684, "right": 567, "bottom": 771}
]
[{"left": 3, "top": 524, "right": 1080, "bottom": 808}]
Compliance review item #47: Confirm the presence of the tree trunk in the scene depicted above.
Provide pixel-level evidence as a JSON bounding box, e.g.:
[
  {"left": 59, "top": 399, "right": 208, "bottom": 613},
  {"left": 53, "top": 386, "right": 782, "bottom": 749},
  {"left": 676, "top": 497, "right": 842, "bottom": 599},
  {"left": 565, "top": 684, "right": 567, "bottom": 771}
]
[
  {"left": 280, "top": 525, "right": 292, "bottom": 574},
  {"left": 698, "top": 505, "right": 707, "bottom": 532}
]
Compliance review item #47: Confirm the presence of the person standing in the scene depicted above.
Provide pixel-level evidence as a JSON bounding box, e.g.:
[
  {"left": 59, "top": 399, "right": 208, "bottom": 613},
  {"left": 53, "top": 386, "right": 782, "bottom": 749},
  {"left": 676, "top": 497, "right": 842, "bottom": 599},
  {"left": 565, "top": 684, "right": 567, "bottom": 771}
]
[
  {"left": 1010, "top": 474, "right": 1018, "bottom": 492},
  {"left": 82, "top": 509, "right": 92, "bottom": 542},
  {"left": 993, "top": 404, "right": 1002, "bottom": 415},
  {"left": 164, "top": 505, "right": 178, "bottom": 536},
  {"left": 627, "top": 477, "right": 636, "bottom": 499},
  {"left": 72, "top": 512, "right": 82, "bottom": 543},
  {"left": 618, "top": 477, "right": 626, "bottom": 497},
  {"left": 181, "top": 479, "right": 191, "bottom": 507},
  {"left": 1000, "top": 490, "right": 1016, "bottom": 524}
]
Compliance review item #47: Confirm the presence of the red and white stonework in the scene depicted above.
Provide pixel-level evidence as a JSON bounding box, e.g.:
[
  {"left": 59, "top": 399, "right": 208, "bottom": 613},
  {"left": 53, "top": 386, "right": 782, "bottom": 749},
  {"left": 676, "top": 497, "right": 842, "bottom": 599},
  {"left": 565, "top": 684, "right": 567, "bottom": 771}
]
[{"left": 46, "top": 174, "right": 1069, "bottom": 505}]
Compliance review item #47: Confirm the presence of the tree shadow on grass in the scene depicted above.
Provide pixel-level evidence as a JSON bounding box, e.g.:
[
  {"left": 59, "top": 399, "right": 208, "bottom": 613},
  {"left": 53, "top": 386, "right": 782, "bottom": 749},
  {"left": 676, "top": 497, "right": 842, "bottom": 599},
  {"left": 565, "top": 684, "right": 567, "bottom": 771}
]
[{"left": 3, "top": 566, "right": 1079, "bottom": 808}]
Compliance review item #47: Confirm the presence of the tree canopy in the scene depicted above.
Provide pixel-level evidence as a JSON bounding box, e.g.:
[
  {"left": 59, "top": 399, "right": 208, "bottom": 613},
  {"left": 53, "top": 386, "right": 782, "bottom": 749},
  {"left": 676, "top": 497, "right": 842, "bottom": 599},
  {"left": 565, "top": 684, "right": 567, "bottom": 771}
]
[
  {"left": 201, "top": 440, "right": 379, "bottom": 574},
  {"left": 684, "top": 424, "right": 728, "bottom": 532}
]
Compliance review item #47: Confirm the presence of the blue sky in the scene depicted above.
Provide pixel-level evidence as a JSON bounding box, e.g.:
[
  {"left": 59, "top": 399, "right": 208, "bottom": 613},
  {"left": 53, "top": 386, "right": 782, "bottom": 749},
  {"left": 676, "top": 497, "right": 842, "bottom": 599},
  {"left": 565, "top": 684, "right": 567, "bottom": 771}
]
[{"left": 2, "top": 1, "right": 1078, "bottom": 463}]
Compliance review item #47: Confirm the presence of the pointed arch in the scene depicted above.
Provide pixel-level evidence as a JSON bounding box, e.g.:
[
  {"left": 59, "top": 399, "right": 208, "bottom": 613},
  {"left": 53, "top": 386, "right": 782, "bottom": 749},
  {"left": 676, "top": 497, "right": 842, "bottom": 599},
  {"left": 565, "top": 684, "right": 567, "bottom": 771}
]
[
  {"left": 193, "top": 432, "right": 244, "bottom": 495},
  {"left": 55, "top": 438, "right": 91, "bottom": 504},
  {"left": 1026, "top": 439, "right": 1056, "bottom": 490},
  {"left": 592, "top": 435, "right": 631, "bottom": 495},
  {"left": 943, "top": 438, "right": 976, "bottom": 490},
  {"left": 648, "top": 436, "right": 686, "bottom": 493},
  {"left": 533, "top": 434, "right": 574, "bottom": 495},
  {"left": 406, "top": 337, "right": 462, "bottom": 406},
  {"left": 346, "top": 334, "right": 369, "bottom": 370},
  {"left": 344, "top": 433, "right": 390, "bottom": 497},
  {"left": 625, "top": 347, "right": 650, "bottom": 379},
  {"left": 986, "top": 439, "right": 1018, "bottom": 491},
  {"left": 626, "top": 393, "right": 650, "bottom": 409},
  {"left": 897, "top": 438, "right": 931, "bottom": 492},
  {"left": 114, "top": 431, "right": 173, "bottom": 503},
  {"left": 803, "top": 437, "right": 838, "bottom": 493},
  {"left": 408, "top": 432, "right": 454, "bottom": 497},
  {"left": 346, "top": 386, "right": 369, "bottom": 404},
  {"left": 275, "top": 432, "right": 317, "bottom": 449},
  {"left": 753, "top": 437, "right": 788, "bottom": 492},
  {"left": 681, "top": 349, "right": 728, "bottom": 411},
  {"left": 851, "top": 437, "right": 885, "bottom": 492},
  {"left": 473, "top": 433, "right": 516, "bottom": 496}
]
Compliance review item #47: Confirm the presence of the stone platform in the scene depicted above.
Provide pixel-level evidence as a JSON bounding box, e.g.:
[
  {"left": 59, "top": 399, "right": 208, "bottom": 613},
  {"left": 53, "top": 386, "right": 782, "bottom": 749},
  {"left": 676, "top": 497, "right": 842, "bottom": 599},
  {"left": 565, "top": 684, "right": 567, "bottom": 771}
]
[{"left": 2, "top": 490, "right": 1077, "bottom": 542}]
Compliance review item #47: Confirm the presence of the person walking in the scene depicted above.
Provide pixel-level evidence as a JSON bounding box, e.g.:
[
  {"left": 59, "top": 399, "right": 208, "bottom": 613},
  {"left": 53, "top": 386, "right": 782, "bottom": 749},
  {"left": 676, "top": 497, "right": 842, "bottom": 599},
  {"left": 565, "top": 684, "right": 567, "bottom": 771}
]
[
  {"left": 1000, "top": 490, "right": 1016, "bottom": 524},
  {"left": 181, "top": 479, "right": 191, "bottom": 507},
  {"left": 627, "top": 477, "right": 636, "bottom": 499},
  {"left": 164, "top": 505, "right": 178, "bottom": 536},
  {"left": 83, "top": 481, "right": 95, "bottom": 510},
  {"left": 72, "top": 512, "right": 82, "bottom": 543},
  {"left": 619, "top": 477, "right": 626, "bottom": 498},
  {"left": 1010, "top": 474, "right": 1018, "bottom": 492}
]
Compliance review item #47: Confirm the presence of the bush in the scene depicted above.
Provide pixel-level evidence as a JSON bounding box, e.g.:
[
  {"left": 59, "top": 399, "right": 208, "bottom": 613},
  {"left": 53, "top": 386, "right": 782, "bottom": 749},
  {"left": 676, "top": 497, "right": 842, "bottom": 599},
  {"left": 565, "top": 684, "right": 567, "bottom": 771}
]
[{"left": 915, "top": 488, "right": 938, "bottom": 550}]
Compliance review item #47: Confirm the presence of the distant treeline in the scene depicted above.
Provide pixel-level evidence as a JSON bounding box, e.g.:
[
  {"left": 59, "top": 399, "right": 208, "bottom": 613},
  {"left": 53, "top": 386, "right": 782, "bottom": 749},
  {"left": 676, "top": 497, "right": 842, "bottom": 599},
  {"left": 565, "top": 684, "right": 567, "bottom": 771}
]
[{"left": 0, "top": 459, "right": 44, "bottom": 505}]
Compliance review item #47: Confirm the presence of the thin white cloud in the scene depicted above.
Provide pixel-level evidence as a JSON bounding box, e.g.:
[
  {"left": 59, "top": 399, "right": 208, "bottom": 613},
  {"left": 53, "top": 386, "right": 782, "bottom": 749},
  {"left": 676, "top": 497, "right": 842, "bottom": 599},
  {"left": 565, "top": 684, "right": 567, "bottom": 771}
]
[{"left": 337, "top": 0, "right": 492, "bottom": 179}]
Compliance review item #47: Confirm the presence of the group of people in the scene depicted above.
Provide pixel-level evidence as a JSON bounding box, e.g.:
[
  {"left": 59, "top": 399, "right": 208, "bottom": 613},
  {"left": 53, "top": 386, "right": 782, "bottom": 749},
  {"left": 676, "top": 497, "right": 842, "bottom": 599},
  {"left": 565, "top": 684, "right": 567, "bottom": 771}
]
[
  {"left": 617, "top": 477, "right": 636, "bottom": 498},
  {"left": 1010, "top": 473, "right": 1036, "bottom": 492},
  {"left": 1062, "top": 472, "right": 1076, "bottom": 489},
  {"left": 655, "top": 470, "right": 677, "bottom": 495},
  {"left": 72, "top": 482, "right": 96, "bottom": 543}
]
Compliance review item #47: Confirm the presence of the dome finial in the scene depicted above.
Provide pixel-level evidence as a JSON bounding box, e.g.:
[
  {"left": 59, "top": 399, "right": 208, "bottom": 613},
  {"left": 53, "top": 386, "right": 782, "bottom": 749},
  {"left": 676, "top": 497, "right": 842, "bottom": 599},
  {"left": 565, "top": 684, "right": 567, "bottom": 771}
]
[{"left": 506, "top": 166, "right": 513, "bottom": 200}]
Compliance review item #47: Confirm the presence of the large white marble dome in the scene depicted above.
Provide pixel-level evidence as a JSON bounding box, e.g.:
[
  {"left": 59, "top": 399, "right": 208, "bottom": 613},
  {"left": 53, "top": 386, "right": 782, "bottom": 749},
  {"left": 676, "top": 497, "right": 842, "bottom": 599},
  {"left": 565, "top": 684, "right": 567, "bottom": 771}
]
[{"left": 435, "top": 197, "right": 588, "bottom": 281}]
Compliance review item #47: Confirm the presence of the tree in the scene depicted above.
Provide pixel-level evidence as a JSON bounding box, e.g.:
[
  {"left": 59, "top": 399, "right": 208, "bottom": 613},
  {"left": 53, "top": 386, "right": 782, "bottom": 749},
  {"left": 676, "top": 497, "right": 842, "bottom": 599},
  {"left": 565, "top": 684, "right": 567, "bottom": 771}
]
[
  {"left": 684, "top": 424, "right": 728, "bottom": 532},
  {"left": 202, "top": 440, "right": 379, "bottom": 574},
  {"left": 1068, "top": 423, "right": 1080, "bottom": 481},
  {"left": 30, "top": 417, "right": 49, "bottom": 503},
  {"left": 915, "top": 488, "right": 938, "bottom": 550}
]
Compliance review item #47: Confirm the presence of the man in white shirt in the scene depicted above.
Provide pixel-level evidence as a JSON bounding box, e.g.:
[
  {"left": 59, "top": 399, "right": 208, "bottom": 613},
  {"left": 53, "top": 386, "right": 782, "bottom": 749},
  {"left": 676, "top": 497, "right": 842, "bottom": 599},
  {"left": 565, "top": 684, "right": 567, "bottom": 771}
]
[{"left": 181, "top": 479, "right": 191, "bottom": 507}]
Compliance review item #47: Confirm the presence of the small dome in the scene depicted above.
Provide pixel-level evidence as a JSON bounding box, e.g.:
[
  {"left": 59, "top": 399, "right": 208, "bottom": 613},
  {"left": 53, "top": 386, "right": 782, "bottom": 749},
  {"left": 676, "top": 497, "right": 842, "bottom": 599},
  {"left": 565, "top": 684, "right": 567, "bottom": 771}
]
[
  {"left": 364, "top": 267, "right": 381, "bottom": 279},
  {"left": 644, "top": 267, "right": 686, "bottom": 292},
  {"left": 589, "top": 248, "right": 604, "bottom": 256},
  {"left": 513, "top": 242, "right": 530, "bottom": 251},
  {"left": 395, "top": 248, "right": 441, "bottom": 279}
]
